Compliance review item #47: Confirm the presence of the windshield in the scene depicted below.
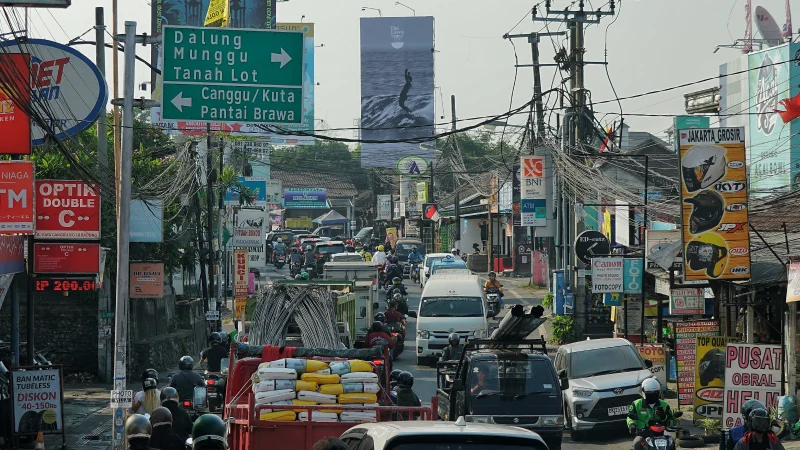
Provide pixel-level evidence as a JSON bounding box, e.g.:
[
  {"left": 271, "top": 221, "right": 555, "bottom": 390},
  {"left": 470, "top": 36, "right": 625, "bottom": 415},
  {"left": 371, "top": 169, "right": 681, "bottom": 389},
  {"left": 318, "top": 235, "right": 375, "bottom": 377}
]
[
  {"left": 272, "top": 232, "right": 293, "bottom": 242},
  {"left": 432, "top": 262, "right": 468, "bottom": 274},
  {"left": 425, "top": 256, "right": 446, "bottom": 268},
  {"left": 569, "top": 345, "right": 645, "bottom": 378},
  {"left": 315, "top": 244, "right": 346, "bottom": 255},
  {"left": 390, "top": 439, "right": 542, "bottom": 450},
  {"left": 354, "top": 227, "right": 372, "bottom": 241},
  {"left": 419, "top": 296, "right": 483, "bottom": 318},
  {"left": 470, "top": 359, "right": 559, "bottom": 398},
  {"left": 395, "top": 242, "right": 425, "bottom": 257}
]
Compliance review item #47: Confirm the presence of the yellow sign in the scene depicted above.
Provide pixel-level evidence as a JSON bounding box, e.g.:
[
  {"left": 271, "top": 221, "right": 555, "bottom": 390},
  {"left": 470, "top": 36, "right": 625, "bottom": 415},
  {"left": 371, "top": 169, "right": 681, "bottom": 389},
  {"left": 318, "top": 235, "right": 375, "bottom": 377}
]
[
  {"left": 416, "top": 182, "right": 428, "bottom": 203},
  {"left": 222, "top": 318, "right": 234, "bottom": 327},
  {"left": 285, "top": 217, "right": 312, "bottom": 229},
  {"left": 276, "top": 23, "right": 315, "bottom": 38},
  {"left": 204, "top": 0, "right": 229, "bottom": 27},
  {"left": 693, "top": 336, "right": 731, "bottom": 421},
  {"left": 235, "top": 297, "right": 247, "bottom": 320},
  {"left": 385, "top": 227, "right": 398, "bottom": 249},
  {"left": 680, "top": 127, "right": 750, "bottom": 280}
]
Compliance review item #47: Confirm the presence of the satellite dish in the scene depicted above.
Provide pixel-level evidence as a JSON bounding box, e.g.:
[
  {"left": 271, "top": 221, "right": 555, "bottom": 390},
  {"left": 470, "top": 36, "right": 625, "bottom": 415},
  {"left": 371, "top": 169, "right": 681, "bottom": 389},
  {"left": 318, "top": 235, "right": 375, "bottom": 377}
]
[{"left": 755, "top": 6, "right": 783, "bottom": 47}]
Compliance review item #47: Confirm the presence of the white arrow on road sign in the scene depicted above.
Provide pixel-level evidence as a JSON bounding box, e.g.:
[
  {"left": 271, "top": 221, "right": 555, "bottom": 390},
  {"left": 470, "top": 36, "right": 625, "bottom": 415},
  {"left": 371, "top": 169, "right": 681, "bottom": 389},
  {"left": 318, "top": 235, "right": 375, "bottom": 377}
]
[
  {"left": 270, "top": 48, "right": 292, "bottom": 68},
  {"left": 171, "top": 92, "right": 193, "bottom": 112}
]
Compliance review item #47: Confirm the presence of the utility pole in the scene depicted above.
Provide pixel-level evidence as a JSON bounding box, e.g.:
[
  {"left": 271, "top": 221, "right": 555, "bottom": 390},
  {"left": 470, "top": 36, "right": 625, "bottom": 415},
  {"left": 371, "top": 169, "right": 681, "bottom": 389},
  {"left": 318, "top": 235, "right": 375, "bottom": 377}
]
[
  {"left": 193, "top": 168, "right": 209, "bottom": 307},
  {"left": 451, "top": 95, "right": 460, "bottom": 251},
  {"left": 110, "top": 20, "right": 136, "bottom": 450},
  {"left": 111, "top": 0, "right": 120, "bottom": 173},
  {"left": 95, "top": 7, "right": 108, "bottom": 177},
  {"left": 206, "top": 124, "right": 215, "bottom": 314}
]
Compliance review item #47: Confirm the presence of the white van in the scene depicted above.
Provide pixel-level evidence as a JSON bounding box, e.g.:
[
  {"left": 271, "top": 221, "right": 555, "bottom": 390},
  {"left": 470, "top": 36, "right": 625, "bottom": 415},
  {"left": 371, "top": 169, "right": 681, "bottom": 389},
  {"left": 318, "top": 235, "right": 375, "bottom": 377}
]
[{"left": 409, "top": 273, "right": 491, "bottom": 365}]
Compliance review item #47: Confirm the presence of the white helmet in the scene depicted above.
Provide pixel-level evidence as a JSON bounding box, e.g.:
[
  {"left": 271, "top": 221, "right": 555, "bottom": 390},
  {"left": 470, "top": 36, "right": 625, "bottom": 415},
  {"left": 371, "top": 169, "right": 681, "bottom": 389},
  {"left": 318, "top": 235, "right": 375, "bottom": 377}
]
[
  {"left": 451, "top": 248, "right": 457, "bottom": 253},
  {"left": 681, "top": 145, "right": 727, "bottom": 193},
  {"left": 641, "top": 378, "right": 661, "bottom": 397},
  {"left": 277, "top": 238, "right": 282, "bottom": 243}
]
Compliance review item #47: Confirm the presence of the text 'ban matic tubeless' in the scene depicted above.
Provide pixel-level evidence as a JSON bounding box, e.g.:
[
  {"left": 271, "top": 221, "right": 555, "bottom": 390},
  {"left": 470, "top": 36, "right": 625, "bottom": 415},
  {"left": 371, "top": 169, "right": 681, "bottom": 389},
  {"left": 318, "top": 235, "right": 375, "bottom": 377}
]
[{"left": 161, "top": 26, "right": 304, "bottom": 124}]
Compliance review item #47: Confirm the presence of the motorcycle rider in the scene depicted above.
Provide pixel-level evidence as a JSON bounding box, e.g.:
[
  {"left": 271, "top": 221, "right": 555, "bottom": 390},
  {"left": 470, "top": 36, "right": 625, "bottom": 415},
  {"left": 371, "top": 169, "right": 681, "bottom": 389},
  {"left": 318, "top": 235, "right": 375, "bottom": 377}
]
[
  {"left": 132, "top": 378, "right": 161, "bottom": 415},
  {"left": 734, "top": 408, "right": 785, "bottom": 450},
  {"left": 303, "top": 244, "right": 316, "bottom": 265},
  {"left": 389, "top": 369, "right": 403, "bottom": 390},
  {"left": 169, "top": 356, "right": 204, "bottom": 402},
  {"left": 395, "top": 372, "right": 421, "bottom": 420},
  {"left": 199, "top": 332, "right": 228, "bottom": 373},
  {"left": 272, "top": 238, "right": 287, "bottom": 263},
  {"left": 627, "top": 379, "right": 677, "bottom": 450},
  {"left": 440, "top": 333, "right": 464, "bottom": 362},
  {"left": 731, "top": 400, "right": 767, "bottom": 444},
  {"left": 357, "top": 246, "right": 372, "bottom": 262},
  {"left": 160, "top": 387, "right": 192, "bottom": 441},
  {"left": 132, "top": 369, "right": 159, "bottom": 413},
  {"left": 483, "top": 272, "right": 504, "bottom": 297},
  {"left": 373, "top": 245, "right": 387, "bottom": 266},
  {"left": 149, "top": 407, "right": 185, "bottom": 450},
  {"left": 125, "top": 414, "right": 158, "bottom": 450},
  {"left": 384, "top": 301, "right": 406, "bottom": 327},
  {"left": 190, "top": 413, "right": 227, "bottom": 450},
  {"left": 366, "top": 322, "right": 396, "bottom": 351},
  {"left": 407, "top": 247, "right": 423, "bottom": 278},
  {"left": 386, "top": 256, "right": 403, "bottom": 281}
]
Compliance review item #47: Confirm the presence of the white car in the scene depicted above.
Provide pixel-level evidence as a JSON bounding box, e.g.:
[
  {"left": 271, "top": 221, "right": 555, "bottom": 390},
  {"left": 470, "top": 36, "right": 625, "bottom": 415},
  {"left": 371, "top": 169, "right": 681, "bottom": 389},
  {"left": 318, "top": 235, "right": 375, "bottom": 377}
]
[
  {"left": 340, "top": 417, "right": 549, "bottom": 450},
  {"left": 329, "top": 252, "right": 365, "bottom": 262},
  {"left": 554, "top": 338, "right": 656, "bottom": 440},
  {"left": 420, "top": 252, "right": 451, "bottom": 288}
]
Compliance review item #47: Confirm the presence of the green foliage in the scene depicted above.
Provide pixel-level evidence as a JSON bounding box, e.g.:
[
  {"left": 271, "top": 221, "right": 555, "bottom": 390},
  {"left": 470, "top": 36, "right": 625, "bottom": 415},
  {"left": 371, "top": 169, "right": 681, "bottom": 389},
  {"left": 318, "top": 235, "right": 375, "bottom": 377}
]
[
  {"left": 271, "top": 141, "right": 370, "bottom": 191},
  {"left": 550, "top": 315, "right": 577, "bottom": 345},
  {"left": 698, "top": 418, "right": 721, "bottom": 431},
  {"left": 542, "top": 292, "right": 554, "bottom": 309}
]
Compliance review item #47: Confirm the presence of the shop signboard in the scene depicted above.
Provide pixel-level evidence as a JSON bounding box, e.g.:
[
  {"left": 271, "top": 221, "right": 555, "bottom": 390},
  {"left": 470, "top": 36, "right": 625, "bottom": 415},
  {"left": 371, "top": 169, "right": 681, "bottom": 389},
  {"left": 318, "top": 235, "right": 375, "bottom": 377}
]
[
  {"left": 591, "top": 257, "right": 623, "bottom": 293},
  {"left": 787, "top": 257, "right": 800, "bottom": 303},
  {"left": 377, "top": 195, "right": 392, "bottom": 221},
  {"left": 33, "top": 243, "right": 100, "bottom": 274},
  {"left": 637, "top": 344, "right": 667, "bottom": 389},
  {"left": 693, "top": 336, "right": 731, "bottom": 421},
  {"left": 520, "top": 156, "right": 546, "bottom": 226},
  {"left": 623, "top": 258, "right": 643, "bottom": 294},
  {"left": 670, "top": 288, "right": 705, "bottom": 315},
  {"left": 675, "top": 320, "right": 720, "bottom": 406},
  {"left": 233, "top": 249, "right": 249, "bottom": 297},
  {"left": 0, "top": 235, "right": 25, "bottom": 275},
  {"left": 235, "top": 208, "right": 267, "bottom": 268},
  {"left": 645, "top": 229, "right": 682, "bottom": 270},
  {"left": 130, "top": 199, "right": 163, "bottom": 243},
  {"left": 225, "top": 177, "right": 267, "bottom": 207},
  {"left": 10, "top": 367, "right": 64, "bottom": 433},
  {"left": 283, "top": 188, "right": 327, "bottom": 209},
  {"left": 235, "top": 297, "right": 247, "bottom": 321},
  {"left": 35, "top": 181, "right": 100, "bottom": 239},
  {"left": 266, "top": 180, "right": 282, "bottom": 204},
  {"left": 0, "top": 53, "right": 31, "bottom": 155},
  {"left": 130, "top": 263, "right": 164, "bottom": 299},
  {"left": 679, "top": 127, "right": 750, "bottom": 280},
  {"left": 0, "top": 161, "right": 34, "bottom": 234},
  {"left": 285, "top": 217, "right": 311, "bottom": 229},
  {"left": 722, "top": 343, "right": 782, "bottom": 428}
]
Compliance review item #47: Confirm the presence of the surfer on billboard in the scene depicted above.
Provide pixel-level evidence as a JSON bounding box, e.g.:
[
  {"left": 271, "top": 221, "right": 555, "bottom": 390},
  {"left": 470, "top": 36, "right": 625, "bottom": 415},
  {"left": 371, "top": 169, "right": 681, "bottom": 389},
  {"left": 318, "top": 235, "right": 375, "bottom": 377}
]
[{"left": 399, "top": 69, "right": 413, "bottom": 114}]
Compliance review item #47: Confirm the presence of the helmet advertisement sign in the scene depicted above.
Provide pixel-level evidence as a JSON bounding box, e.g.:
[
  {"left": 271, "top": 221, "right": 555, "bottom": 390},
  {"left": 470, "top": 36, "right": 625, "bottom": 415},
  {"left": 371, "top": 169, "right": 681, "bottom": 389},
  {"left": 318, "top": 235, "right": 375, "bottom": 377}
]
[
  {"left": 679, "top": 127, "right": 750, "bottom": 281},
  {"left": 693, "top": 336, "right": 731, "bottom": 421}
]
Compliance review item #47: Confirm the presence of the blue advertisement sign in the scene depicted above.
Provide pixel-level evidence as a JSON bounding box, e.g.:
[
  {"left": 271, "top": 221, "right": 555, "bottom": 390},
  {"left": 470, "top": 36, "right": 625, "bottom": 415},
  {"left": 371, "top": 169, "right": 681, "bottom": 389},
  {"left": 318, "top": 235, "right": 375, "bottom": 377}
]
[
  {"left": 283, "top": 188, "right": 328, "bottom": 209},
  {"left": 623, "top": 258, "right": 643, "bottom": 294},
  {"left": 520, "top": 199, "right": 546, "bottom": 217},
  {"left": 225, "top": 177, "right": 267, "bottom": 207},
  {"left": 604, "top": 293, "right": 622, "bottom": 306},
  {"left": 130, "top": 200, "right": 163, "bottom": 243}
]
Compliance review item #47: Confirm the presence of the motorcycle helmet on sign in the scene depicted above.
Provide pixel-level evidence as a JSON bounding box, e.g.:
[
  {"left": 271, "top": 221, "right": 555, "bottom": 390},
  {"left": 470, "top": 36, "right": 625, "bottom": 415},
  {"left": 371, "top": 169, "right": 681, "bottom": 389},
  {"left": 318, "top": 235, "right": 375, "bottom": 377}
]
[
  {"left": 684, "top": 190, "right": 725, "bottom": 234},
  {"left": 686, "top": 233, "right": 728, "bottom": 278},
  {"left": 681, "top": 145, "right": 727, "bottom": 192},
  {"left": 698, "top": 348, "right": 726, "bottom": 386}
]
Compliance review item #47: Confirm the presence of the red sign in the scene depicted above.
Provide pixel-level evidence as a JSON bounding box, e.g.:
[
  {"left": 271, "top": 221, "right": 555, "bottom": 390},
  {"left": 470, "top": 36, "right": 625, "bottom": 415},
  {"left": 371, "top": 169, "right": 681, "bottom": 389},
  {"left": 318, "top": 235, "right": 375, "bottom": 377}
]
[
  {"left": 33, "top": 243, "right": 100, "bottom": 274},
  {"left": 35, "top": 180, "right": 100, "bottom": 239},
  {"left": 233, "top": 249, "right": 249, "bottom": 297},
  {"left": 0, "top": 161, "right": 34, "bottom": 234},
  {"left": 0, "top": 53, "right": 31, "bottom": 156}
]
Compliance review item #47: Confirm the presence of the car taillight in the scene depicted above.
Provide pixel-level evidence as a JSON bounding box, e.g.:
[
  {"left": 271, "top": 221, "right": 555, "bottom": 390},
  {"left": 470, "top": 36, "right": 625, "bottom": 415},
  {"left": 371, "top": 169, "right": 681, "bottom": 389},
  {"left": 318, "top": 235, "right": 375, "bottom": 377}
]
[
  {"left": 206, "top": 379, "right": 215, "bottom": 385},
  {"left": 183, "top": 401, "right": 191, "bottom": 407},
  {"left": 315, "top": 254, "right": 321, "bottom": 258},
  {"left": 372, "top": 359, "right": 383, "bottom": 365}
]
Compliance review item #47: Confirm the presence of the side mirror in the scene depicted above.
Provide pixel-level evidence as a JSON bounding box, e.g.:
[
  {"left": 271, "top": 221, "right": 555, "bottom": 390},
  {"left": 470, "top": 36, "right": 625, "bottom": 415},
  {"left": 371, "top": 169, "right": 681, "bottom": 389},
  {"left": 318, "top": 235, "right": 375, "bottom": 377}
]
[
  {"left": 644, "top": 359, "right": 653, "bottom": 368},
  {"left": 360, "top": 307, "right": 367, "bottom": 318},
  {"left": 408, "top": 311, "right": 418, "bottom": 318},
  {"left": 560, "top": 377, "right": 569, "bottom": 390},
  {"left": 673, "top": 411, "right": 683, "bottom": 418},
  {"left": 452, "top": 379, "right": 464, "bottom": 391}
]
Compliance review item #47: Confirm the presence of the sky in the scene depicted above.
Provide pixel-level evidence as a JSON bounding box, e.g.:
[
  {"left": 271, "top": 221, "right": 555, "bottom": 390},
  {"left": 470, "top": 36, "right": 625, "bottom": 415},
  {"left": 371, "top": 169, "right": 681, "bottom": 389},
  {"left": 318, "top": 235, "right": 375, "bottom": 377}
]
[{"left": 12, "top": 0, "right": 797, "bottom": 140}]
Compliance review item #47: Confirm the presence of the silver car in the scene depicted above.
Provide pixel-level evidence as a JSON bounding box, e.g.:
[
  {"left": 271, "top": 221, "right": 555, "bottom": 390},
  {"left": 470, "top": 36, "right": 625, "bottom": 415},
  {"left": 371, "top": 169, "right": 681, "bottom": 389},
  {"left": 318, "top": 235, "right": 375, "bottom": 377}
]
[{"left": 554, "top": 338, "right": 655, "bottom": 440}]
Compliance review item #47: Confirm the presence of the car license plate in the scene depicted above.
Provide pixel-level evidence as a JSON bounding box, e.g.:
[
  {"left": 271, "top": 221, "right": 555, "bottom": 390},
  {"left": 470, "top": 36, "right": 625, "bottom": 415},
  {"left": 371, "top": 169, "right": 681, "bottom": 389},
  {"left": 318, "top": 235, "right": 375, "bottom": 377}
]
[{"left": 608, "top": 406, "right": 628, "bottom": 416}]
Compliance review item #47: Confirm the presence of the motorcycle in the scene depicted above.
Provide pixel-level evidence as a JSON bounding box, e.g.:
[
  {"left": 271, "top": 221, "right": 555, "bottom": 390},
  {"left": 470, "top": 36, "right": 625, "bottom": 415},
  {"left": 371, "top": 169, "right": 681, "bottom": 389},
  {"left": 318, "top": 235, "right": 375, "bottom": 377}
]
[
  {"left": 203, "top": 359, "right": 228, "bottom": 414},
  {"left": 377, "top": 265, "right": 386, "bottom": 289},
  {"left": 384, "top": 323, "right": 404, "bottom": 358},
  {"left": 304, "top": 264, "right": 316, "bottom": 280},
  {"left": 409, "top": 262, "right": 420, "bottom": 283},
  {"left": 289, "top": 261, "right": 302, "bottom": 278},
  {"left": 630, "top": 412, "right": 683, "bottom": 450},
  {"left": 274, "top": 254, "right": 286, "bottom": 270},
  {"left": 485, "top": 287, "right": 502, "bottom": 318}
]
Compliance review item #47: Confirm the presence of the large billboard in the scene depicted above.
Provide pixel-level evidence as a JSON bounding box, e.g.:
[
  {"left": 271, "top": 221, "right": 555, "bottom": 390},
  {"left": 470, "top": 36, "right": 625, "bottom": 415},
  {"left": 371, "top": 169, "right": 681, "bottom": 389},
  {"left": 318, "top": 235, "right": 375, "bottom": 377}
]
[
  {"left": 360, "top": 17, "right": 435, "bottom": 168},
  {"left": 679, "top": 127, "right": 750, "bottom": 281},
  {"left": 747, "top": 43, "right": 800, "bottom": 194}
]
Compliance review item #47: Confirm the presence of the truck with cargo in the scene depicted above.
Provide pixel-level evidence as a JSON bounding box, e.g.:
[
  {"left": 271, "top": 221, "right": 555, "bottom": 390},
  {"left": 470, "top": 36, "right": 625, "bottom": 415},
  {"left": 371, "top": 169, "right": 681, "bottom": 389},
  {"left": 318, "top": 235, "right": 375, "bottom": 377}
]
[{"left": 323, "top": 262, "right": 381, "bottom": 345}]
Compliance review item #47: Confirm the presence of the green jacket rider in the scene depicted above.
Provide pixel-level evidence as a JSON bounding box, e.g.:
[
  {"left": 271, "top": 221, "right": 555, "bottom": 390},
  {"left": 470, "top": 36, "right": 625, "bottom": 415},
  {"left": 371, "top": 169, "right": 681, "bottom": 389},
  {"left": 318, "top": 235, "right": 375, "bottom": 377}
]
[{"left": 627, "top": 378, "right": 678, "bottom": 435}]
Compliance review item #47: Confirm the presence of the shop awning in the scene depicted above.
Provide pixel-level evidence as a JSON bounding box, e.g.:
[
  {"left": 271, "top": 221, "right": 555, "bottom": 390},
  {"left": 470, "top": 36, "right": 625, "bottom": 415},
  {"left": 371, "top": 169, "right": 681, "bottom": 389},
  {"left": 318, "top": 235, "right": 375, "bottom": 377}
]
[{"left": 312, "top": 210, "right": 349, "bottom": 225}]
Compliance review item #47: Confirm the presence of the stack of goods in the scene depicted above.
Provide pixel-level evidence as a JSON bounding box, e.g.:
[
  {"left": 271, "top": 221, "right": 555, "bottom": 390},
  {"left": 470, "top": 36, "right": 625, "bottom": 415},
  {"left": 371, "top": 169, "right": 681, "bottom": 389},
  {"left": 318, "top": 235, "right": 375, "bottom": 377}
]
[{"left": 253, "top": 358, "right": 381, "bottom": 422}]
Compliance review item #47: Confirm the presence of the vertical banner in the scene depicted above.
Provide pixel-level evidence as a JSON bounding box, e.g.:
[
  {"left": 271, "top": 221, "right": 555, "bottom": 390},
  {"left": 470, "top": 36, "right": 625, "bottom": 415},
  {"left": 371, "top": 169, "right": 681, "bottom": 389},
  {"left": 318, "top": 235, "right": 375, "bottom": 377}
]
[
  {"left": 520, "top": 156, "right": 546, "bottom": 226},
  {"left": 233, "top": 249, "right": 249, "bottom": 297},
  {"left": 615, "top": 199, "right": 630, "bottom": 246},
  {"left": 623, "top": 258, "right": 643, "bottom": 294},
  {"left": 377, "top": 195, "right": 392, "bottom": 221},
  {"left": 0, "top": 53, "right": 31, "bottom": 156},
  {"left": 679, "top": 127, "right": 750, "bottom": 280},
  {"left": 787, "top": 257, "right": 800, "bottom": 303},
  {"left": 235, "top": 297, "right": 247, "bottom": 320},
  {"left": 236, "top": 209, "right": 267, "bottom": 268},
  {"left": 723, "top": 344, "right": 782, "bottom": 428},
  {"left": 694, "top": 336, "right": 730, "bottom": 421},
  {"left": 675, "top": 320, "right": 720, "bottom": 406},
  {"left": 359, "top": 17, "right": 435, "bottom": 168},
  {"left": 637, "top": 344, "right": 667, "bottom": 389}
]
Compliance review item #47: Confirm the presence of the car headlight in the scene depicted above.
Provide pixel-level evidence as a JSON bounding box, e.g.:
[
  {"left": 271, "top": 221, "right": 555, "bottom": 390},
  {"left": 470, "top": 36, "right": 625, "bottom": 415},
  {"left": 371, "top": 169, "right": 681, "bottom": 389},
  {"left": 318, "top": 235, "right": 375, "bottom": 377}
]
[
  {"left": 572, "top": 389, "right": 594, "bottom": 397},
  {"left": 541, "top": 415, "right": 565, "bottom": 426},
  {"left": 473, "top": 329, "right": 487, "bottom": 339},
  {"left": 417, "top": 330, "right": 430, "bottom": 339},
  {"left": 465, "top": 416, "right": 492, "bottom": 424}
]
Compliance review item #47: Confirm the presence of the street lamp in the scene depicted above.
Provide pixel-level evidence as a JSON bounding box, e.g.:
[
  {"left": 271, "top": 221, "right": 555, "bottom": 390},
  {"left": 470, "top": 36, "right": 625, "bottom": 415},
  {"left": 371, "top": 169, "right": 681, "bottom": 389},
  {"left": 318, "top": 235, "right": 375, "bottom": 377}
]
[
  {"left": 300, "top": 15, "right": 305, "bottom": 22},
  {"left": 395, "top": 2, "right": 415, "bottom": 15},
  {"left": 361, "top": 7, "right": 382, "bottom": 16}
]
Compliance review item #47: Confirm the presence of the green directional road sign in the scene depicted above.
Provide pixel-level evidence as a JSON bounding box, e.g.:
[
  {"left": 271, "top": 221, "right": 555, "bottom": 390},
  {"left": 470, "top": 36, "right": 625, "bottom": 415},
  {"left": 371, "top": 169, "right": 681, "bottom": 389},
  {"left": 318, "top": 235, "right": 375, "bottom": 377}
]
[{"left": 162, "top": 25, "right": 304, "bottom": 124}]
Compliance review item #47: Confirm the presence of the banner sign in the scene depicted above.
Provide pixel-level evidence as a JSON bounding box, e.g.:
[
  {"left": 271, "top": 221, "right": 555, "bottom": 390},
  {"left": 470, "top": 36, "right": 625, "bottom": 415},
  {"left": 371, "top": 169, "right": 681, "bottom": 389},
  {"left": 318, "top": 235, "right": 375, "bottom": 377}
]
[
  {"left": 130, "top": 199, "right": 163, "bottom": 243},
  {"left": 283, "top": 188, "right": 327, "bottom": 209},
  {"left": 130, "top": 263, "right": 164, "bottom": 299},
  {"left": 670, "top": 288, "right": 705, "bottom": 315},
  {"left": 591, "top": 257, "right": 624, "bottom": 293},
  {"left": 230, "top": 139, "right": 271, "bottom": 179},
  {"left": 679, "top": 127, "right": 750, "bottom": 280},
  {"left": 0, "top": 235, "right": 25, "bottom": 275},
  {"left": 0, "top": 161, "right": 34, "bottom": 234},
  {"left": 285, "top": 217, "right": 311, "bottom": 229},
  {"left": 637, "top": 344, "right": 667, "bottom": 389},
  {"left": 266, "top": 180, "right": 282, "bottom": 204},
  {"left": 35, "top": 180, "right": 100, "bottom": 239},
  {"left": 359, "top": 17, "right": 435, "bottom": 168},
  {"left": 269, "top": 203, "right": 282, "bottom": 230},
  {"left": 0, "top": 53, "right": 31, "bottom": 155},
  {"left": 377, "top": 195, "right": 391, "bottom": 221},
  {"left": 675, "top": 320, "right": 720, "bottom": 405},
  {"left": 233, "top": 249, "right": 249, "bottom": 297},
  {"left": 694, "top": 336, "right": 731, "bottom": 421},
  {"left": 10, "top": 367, "right": 64, "bottom": 433},
  {"left": 235, "top": 297, "right": 247, "bottom": 320},
  {"left": 236, "top": 209, "right": 267, "bottom": 268},
  {"left": 787, "top": 257, "right": 800, "bottom": 303},
  {"left": 232, "top": 228, "right": 262, "bottom": 247},
  {"left": 33, "top": 243, "right": 100, "bottom": 274},
  {"left": 723, "top": 344, "right": 782, "bottom": 428},
  {"left": 520, "top": 156, "right": 546, "bottom": 226},
  {"left": 623, "top": 258, "right": 643, "bottom": 294},
  {"left": 0, "top": 273, "right": 14, "bottom": 312},
  {"left": 225, "top": 177, "right": 267, "bottom": 207}
]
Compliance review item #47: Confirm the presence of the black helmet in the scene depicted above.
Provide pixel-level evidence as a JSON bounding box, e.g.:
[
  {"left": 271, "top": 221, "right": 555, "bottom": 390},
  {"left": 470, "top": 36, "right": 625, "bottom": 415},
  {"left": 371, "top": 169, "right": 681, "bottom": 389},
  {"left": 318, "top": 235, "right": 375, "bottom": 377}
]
[
  {"left": 210, "top": 332, "right": 222, "bottom": 344},
  {"left": 374, "top": 312, "right": 386, "bottom": 323},
  {"left": 161, "top": 387, "right": 179, "bottom": 404},
  {"left": 448, "top": 333, "right": 460, "bottom": 346},
  {"left": 371, "top": 322, "right": 384, "bottom": 333},
  {"left": 392, "top": 277, "right": 401, "bottom": 285},
  {"left": 143, "top": 377, "right": 157, "bottom": 391},
  {"left": 345, "top": 245, "right": 355, "bottom": 252},
  {"left": 390, "top": 369, "right": 402, "bottom": 383},
  {"left": 125, "top": 414, "right": 152, "bottom": 440},
  {"left": 747, "top": 408, "right": 770, "bottom": 433},
  {"left": 742, "top": 400, "right": 766, "bottom": 430},
  {"left": 488, "top": 272, "right": 496, "bottom": 277},
  {"left": 392, "top": 256, "right": 399, "bottom": 263},
  {"left": 191, "top": 413, "right": 227, "bottom": 447},
  {"left": 179, "top": 356, "right": 194, "bottom": 370},
  {"left": 684, "top": 190, "right": 725, "bottom": 234},
  {"left": 149, "top": 407, "right": 173, "bottom": 427},
  {"left": 292, "top": 247, "right": 298, "bottom": 253},
  {"left": 142, "top": 368, "right": 159, "bottom": 383},
  {"left": 397, "top": 371, "right": 414, "bottom": 388}
]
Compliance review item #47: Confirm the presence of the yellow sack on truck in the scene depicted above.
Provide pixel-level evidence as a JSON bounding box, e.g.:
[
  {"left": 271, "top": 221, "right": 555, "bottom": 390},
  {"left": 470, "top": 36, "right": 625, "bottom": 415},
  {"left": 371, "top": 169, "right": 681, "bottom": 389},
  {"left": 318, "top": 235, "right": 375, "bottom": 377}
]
[
  {"left": 338, "top": 393, "right": 378, "bottom": 404},
  {"left": 320, "top": 383, "right": 379, "bottom": 395},
  {"left": 295, "top": 381, "right": 318, "bottom": 392},
  {"left": 320, "top": 404, "right": 344, "bottom": 414},
  {"left": 258, "top": 410, "right": 297, "bottom": 421},
  {"left": 292, "top": 399, "right": 318, "bottom": 406},
  {"left": 329, "top": 360, "right": 372, "bottom": 375},
  {"left": 267, "top": 358, "right": 329, "bottom": 374},
  {"left": 300, "top": 373, "right": 340, "bottom": 385}
]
